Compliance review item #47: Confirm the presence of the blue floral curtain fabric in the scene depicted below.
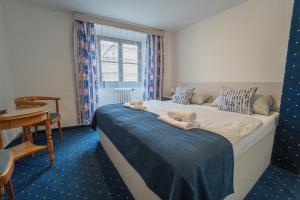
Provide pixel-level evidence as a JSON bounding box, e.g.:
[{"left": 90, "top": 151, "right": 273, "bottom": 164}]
[
  {"left": 144, "top": 34, "right": 164, "bottom": 100},
  {"left": 272, "top": 1, "right": 300, "bottom": 175},
  {"left": 73, "top": 20, "right": 99, "bottom": 125}
]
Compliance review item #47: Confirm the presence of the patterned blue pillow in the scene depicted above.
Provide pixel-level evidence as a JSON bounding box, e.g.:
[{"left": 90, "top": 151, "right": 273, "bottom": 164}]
[
  {"left": 218, "top": 87, "right": 257, "bottom": 115},
  {"left": 171, "top": 87, "right": 195, "bottom": 105}
]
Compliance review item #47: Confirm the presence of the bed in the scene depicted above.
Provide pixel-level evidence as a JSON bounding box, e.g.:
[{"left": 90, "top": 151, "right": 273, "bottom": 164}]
[{"left": 92, "top": 82, "right": 282, "bottom": 200}]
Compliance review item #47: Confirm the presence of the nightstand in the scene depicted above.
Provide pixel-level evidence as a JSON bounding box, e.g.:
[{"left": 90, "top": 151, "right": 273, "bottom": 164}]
[{"left": 161, "top": 96, "right": 172, "bottom": 101}]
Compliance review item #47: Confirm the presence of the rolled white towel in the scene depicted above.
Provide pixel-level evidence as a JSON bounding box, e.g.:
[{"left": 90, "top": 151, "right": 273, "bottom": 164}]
[
  {"left": 158, "top": 115, "right": 201, "bottom": 130},
  {"left": 130, "top": 101, "right": 144, "bottom": 107},
  {"left": 124, "top": 102, "right": 147, "bottom": 110},
  {"left": 167, "top": 109, "right": 197, "bottom": 122}
]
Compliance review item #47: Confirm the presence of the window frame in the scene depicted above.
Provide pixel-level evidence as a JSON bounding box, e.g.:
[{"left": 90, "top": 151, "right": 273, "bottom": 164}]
[{"left": 97, "top": 35, "right": 142, "bottom": 82}]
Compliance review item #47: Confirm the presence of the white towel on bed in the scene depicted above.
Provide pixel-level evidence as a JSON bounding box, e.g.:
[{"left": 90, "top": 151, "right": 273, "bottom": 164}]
[
  {"left": 130, "top": 101, "right": 144, "bottom": 107},
  {"left": 167, "top": 109, "right": 197, "bottom": 122},
  {"left": 124, "top": 102, "right": 147, "bottom": 110},
  {"left": 158, "top": 115, "right": 201, "bottom": 130}
]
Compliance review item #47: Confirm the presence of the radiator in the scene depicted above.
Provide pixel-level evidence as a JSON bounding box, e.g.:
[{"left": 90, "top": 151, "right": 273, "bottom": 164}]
[{"left": 113, "top": 88, "right": 133, "bottom": 103}]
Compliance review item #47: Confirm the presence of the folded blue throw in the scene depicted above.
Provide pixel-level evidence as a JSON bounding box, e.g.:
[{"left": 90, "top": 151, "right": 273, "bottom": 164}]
[{"left": 91, "top": 104, "right": 234, "bottom": 200}]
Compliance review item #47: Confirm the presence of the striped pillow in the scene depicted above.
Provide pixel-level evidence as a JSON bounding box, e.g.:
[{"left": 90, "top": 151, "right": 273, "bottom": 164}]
[{"left": 218, "top": 87, "right": 257, "bottom": 115}]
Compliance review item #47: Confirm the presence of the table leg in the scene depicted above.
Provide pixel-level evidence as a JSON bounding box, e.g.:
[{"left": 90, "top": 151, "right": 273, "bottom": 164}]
[
  {"left": 0, "top": 186, "right": 4, "bottom": 195},
  {"left": 22, "top": 126, "right": 32, "bottom": 143},
  {"left": 22, "top": 127, "right": 35, "bottom": 158},
  {"left": 45, "top": 119, "right": 54, "bottom": 166},
  {"left": 5, "top": 180, "right": 14, "bottom": 200},
  {"left": 21, "top": 127, "right": 26, "bottom": 142},
  {"left": 26, "top": 127, "right": 33, "bottom": 144}
]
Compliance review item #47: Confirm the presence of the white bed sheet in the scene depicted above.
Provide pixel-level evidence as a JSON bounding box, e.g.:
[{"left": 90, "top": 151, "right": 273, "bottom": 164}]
[
  {"left": 234, "top": 111, "right": 278, "bottom": 156},
  {"left": 143, "top": 100, "right": 278, "bottom": 156}
]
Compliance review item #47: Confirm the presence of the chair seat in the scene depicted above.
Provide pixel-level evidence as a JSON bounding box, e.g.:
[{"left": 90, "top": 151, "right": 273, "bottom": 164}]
[
  {"left": 0, "top": 149, "right": 13, "bottom": 186},
  {"left": 0, "top": 150, "right": 14, "bottom": 199},
  {"left": 50, "top": 113, "right": 59, "bottom": 121},
  {"left": 0, "top": 150, "right": 10, "bottom": 174},
  {"left": 49, "top": 112, "right": 60, "bottom": 125},
  {"left": 34, "top": 112, "right": 60, "bottom": 127}
]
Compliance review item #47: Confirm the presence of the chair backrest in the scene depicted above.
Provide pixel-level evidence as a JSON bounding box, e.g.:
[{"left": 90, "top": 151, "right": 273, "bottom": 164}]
[
  {"left": 15, "top": 96, "right": 61, "bottom": 113},
  {"left": 15, "top": 97, "right": 47, "bottom": 109}
]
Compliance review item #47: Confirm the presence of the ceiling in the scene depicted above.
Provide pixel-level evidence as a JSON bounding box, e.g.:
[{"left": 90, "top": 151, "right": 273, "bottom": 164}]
[{"left": 10, "top": 0, "right": 247, "bottom": 31}]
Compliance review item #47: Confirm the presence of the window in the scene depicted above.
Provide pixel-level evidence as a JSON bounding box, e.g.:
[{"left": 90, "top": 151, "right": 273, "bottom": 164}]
[{"left": 97, "top": 36, "right": 142, "bottom": 82}]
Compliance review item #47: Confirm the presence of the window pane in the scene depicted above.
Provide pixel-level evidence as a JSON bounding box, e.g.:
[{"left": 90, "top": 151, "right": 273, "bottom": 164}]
[
  {"left": 101, "top": 62, "right": 118, "bottom": 81},
  {"left": 123, "top": 63, "right": 138, "bottom": 81},
  {"left": 123, "top": 44, "right": 138, "bottom": 63},
  {"left": 101, "top": 40, "right": 118, "bottom": 62},
  {"left": 123, "top": 44, "right": 138, "bottom": 81}
]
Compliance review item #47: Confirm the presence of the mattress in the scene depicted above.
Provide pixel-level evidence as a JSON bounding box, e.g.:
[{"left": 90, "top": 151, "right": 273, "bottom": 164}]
[
  {"left": 233, "top": 112, "right": 278, "bottom": 157},
  {"left": 143, "top": 100, "right": 278, "bottom": 157}
]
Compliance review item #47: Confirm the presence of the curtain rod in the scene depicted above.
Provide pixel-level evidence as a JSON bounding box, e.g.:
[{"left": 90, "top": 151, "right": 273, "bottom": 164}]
[{"left": 73, "top": 12, "right": 164, "bottom": 36}]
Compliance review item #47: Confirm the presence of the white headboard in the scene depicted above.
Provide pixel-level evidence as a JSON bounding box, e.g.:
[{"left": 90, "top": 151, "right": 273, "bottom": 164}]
[{"left": 180, "top": 82, "right": 283, "bottom": 111}]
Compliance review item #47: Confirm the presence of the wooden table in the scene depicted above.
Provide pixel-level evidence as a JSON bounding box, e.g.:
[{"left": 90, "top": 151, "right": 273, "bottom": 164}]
[{"left": 0, "top": 107, "right": 54, "bottom": 166}]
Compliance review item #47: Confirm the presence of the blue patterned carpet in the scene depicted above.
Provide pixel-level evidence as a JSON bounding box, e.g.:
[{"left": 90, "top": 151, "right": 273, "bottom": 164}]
[
  {"left": 245, "top": 165, "right": 300, "bottom": 200},
  {"left": 2, "top": 127, "right": 134, "bottom": 200},
  {"left": 1, "top": 127, "right": 299, "bottom": 200}
]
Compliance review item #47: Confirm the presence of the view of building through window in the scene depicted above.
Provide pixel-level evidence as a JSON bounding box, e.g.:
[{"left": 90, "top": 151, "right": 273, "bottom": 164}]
[
  {"left": 100, "top": 40, "right": 119, "bottom": 81},
  {"left": 123, "top": 44, "right": 138, "bottom": 81},
  {"left": 99, "top": 38, "right": 140, "bottom": 82}
]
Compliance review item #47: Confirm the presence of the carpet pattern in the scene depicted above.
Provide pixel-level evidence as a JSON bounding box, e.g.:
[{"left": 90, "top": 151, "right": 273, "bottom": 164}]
[
  {"left": 2, "top": 127, "right": 133, "bottom": 200},
  {"left": 1, "top": 127, "right": 299, "bottom": 200},
  {"left": 245, "top": 164, "right": 300, "bottom": 200}
]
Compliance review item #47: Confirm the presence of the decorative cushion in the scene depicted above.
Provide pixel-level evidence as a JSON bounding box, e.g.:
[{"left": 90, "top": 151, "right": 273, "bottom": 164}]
[
  {"left": 218, "top": 87, "right": 257, "bottom": 115},
  {"left": 191, "top": 92, "right": 210, "bottom": 105},
  {"left": 252, "top": 95, "right": 274, "bottom": 115},
  {"left": 171, "top": 87, "right": 194, "bottom": 105}
]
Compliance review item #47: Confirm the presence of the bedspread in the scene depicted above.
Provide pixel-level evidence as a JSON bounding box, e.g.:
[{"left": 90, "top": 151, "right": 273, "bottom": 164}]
[{"left": 91, "top": 104, "right": 234, "bottom": 200}]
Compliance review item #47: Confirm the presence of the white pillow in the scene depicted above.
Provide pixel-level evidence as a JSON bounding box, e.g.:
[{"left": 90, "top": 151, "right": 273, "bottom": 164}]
[
  {"left": 191, "top": 92, "right": 210, "bottom": 105},
  {"left": 210, "top": 96, "right": 220, "bottom": 107},
  {"left": 252, "top": 95, "right": 274, "bottom": 115}
]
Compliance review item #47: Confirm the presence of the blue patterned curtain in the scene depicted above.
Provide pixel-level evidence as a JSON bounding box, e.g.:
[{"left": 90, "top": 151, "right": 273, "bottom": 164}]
[
  {"left": 144, "top": 34, "right": 164, "bottom": 100},
  {"left": 73, "top": 20, "right": 99, "bottom": 125},
  {"left": 272, "top": 1, "right": 300, "bottom": 175}
]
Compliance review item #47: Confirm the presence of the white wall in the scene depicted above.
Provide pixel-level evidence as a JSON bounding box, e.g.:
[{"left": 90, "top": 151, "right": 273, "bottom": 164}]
[
  {"left": 163, "top": 31, "right": 175, "bottom": 96},
  {"left": 174, "top": 0, "right": 293, "bottom": 85},
  {"left": 2, "top": 1, "right": 77, "bottom": 127},
  {"left": 1, "top": 0, "right": 175, "bottom": 126},
  {"left": 0, "top": 1, "right": 14, "bottom": 109},
  {"left": 0, "top": 0, "right": 19, "bottom": 146}
]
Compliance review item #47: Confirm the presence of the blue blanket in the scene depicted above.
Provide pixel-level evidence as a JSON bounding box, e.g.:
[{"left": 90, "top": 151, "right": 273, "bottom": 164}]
[{"left": 91, "top": 104, "right": 234, "bottom": 200}]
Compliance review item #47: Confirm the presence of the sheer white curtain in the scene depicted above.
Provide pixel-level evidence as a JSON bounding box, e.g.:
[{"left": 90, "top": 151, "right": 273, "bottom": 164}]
[{"left": 95, "top": 24, "right": 147, "bottom": 89}]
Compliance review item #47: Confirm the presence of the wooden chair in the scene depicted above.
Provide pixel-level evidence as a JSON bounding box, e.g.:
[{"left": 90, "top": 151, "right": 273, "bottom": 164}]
[
  {"left": 15, "top": 96, "right": 63, "bottom": 138},
  {"left": 0, "top": 149, "right": 14, "bottom": 200}
]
